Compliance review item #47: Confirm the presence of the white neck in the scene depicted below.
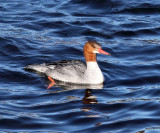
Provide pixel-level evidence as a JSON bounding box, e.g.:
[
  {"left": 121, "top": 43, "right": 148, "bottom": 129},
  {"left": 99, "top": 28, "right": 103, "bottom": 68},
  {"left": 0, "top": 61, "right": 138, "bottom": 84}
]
[{"left": 86, "top": 61, "right": 100, "bottom": 71}]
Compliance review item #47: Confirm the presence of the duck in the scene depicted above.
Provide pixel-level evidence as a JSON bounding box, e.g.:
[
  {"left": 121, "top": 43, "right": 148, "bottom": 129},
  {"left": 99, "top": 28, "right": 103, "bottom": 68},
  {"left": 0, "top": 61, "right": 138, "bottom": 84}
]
[{"left": 24, "top": 41, "right": 110, "bottom": 89}]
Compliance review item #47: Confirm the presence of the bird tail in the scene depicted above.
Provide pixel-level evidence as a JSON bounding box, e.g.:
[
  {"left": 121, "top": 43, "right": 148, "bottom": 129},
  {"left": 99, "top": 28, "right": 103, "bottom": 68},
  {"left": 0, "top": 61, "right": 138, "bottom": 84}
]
[{"left": 24, "top": 63, "right": 48, "bottom": 73}]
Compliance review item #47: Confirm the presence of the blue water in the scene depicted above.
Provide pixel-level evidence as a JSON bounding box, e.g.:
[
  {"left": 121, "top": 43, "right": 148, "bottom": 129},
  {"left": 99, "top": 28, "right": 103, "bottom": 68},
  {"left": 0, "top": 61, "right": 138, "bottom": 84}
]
[{"left": 1, "top": 0, "right": 160, "bottom": 132}]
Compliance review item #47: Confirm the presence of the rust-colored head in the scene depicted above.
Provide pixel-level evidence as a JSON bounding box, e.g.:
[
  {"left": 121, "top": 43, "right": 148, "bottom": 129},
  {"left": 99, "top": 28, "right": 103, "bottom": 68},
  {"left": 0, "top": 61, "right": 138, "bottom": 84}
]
[{"left": 83, "top": 41, "right": 110, "bottom": 62}]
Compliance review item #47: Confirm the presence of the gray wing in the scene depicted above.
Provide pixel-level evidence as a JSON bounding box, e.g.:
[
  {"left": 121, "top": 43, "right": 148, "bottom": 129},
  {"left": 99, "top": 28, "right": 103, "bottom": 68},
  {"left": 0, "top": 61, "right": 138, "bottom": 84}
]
[
  {"left": 24, "top": 60, "right": 87, "bottom": 80},
  {"left": 45, "top": 60, "right": 87, "bottom": 82},
  {"left": 47, "top": 60, "right": 87, "bottom": 75}
]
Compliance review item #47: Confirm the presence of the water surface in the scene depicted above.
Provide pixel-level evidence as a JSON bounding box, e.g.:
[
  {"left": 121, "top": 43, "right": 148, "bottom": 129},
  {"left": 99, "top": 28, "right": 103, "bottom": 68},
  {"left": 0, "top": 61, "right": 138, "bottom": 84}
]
[{"left": 0, "top": 0, "right": 160, "bottom": 132}]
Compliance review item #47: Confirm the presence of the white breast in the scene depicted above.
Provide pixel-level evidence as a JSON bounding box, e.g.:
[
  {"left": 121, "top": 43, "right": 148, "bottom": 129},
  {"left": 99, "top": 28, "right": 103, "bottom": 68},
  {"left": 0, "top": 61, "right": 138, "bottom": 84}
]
[{"left": 84, "top": 62, "right": 104, "bottom": 84}]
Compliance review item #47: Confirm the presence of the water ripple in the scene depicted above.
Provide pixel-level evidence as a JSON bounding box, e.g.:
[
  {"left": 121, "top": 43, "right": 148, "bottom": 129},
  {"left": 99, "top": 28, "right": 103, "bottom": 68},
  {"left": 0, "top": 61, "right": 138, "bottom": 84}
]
[{"left": 0, "top": 0, "right": 160, "bottom": 132}]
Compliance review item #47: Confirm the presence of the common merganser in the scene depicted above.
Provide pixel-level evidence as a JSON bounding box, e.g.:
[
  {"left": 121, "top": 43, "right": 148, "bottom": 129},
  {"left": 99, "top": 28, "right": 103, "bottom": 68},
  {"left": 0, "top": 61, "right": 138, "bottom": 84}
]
[{"left": 24, "top": 41, "right": 110, "bottom": 89}]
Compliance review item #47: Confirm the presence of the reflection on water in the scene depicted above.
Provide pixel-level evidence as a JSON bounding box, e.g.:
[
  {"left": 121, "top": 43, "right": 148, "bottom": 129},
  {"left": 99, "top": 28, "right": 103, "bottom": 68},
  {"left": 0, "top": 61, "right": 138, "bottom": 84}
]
[
  {"left": 46, "top": 78, "right": 103, "bottom": 104},
  {"left": 82, "top": 89, "right": 98, "bottom": 104},
  {"left": 48, "top": 80, "right": 104, "bottom": 90},
  {"left": 44, "top": 76, "right": 103, "bottom": 104}
]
